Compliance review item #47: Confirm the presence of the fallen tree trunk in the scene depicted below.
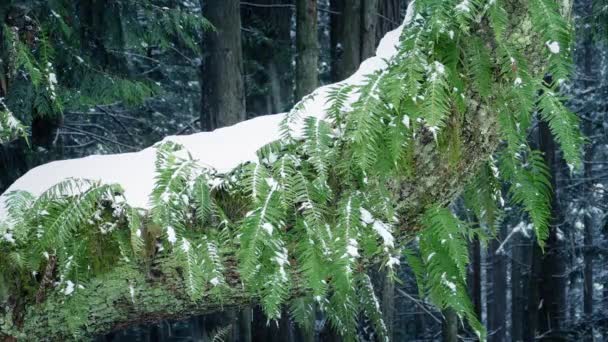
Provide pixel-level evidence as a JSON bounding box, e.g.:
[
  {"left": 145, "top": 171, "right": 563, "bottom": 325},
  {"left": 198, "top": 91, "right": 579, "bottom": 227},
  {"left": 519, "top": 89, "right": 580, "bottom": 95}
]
[{"left": 9, "top": 102, "right": 497, "bottom": 340}]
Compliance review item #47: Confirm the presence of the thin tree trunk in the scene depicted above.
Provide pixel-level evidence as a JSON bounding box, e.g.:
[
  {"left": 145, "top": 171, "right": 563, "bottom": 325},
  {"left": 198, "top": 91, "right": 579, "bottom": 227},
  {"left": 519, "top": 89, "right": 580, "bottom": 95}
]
[
  {"left": 511, "top": 233, "right": 526, "bottom": 342},
  {"left": 488, "top": 223, "right": 507, "bottom": 342},
  {"left": 536, "top": 120, "right": 567, "bottom": 340},
  {"left": 239, "top": 309, "right": 252, "bottom": 342},
  {"left": 295, "top": 0, "right": 319, "bottom": 100},
  {"left": 442, "top": 309, "right": 458, "bottom": 342},
  {"left": 200, "top": 0, "right": 246, "bottom": 131},
  {"left": 381, "top": 277, "right": 395, "bottom": 340},
  {"left": 468, "top": 231, "right": 482, "bottom": 319}
]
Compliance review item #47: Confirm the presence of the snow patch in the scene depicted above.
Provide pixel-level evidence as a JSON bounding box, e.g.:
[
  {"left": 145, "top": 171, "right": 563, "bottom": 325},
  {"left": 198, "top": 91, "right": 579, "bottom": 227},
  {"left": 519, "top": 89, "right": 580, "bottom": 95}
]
[
  {"left": 63, "top": 280, "right": 75, "bottom": 296},
  {"left": 372, "top": 221, "right": 395, "bottom": 248},
  {"left": 0, "top": 16, "right": 411, "bottom": 222},
  {"left": 455, "top": 0, "right": 471, "bottom": 12},
  {"left": 167, "top": 226, "right": 177, "bottom": 244},
  {"left": 262, "top": 222, "right": 274, "bottom": 235},
  {"left": 546, "top": 41, "right": 561, "bottom": 54}
]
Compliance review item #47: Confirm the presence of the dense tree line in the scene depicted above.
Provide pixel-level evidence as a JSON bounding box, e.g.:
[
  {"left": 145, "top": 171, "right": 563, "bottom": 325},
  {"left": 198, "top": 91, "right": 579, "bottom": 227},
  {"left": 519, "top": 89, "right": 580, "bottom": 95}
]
[{"left": 0, "top": 0, "right": 607, "bottom": 341}]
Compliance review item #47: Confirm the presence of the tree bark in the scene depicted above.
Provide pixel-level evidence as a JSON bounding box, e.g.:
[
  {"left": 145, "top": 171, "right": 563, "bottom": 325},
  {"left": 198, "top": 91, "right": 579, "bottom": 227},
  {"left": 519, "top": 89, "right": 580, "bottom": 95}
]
[
  {"left": 331, "top": 0, "right": 399, "bottom": 82},
  {"left": 200, "top": 0, "right": 246, "bottom": 131},
  {"left": 381, "top": 276, "right": 395, "bottom": 340},
  {"left": 376, "top": 0, "right": 403, "bottom": 43},
  {"left": 361, "top": 0, "right": 380, "bottom": 60},
  {"left": 442, "top": 309, "right": 458, "bottom": 342},
  {"left": 467, "top": 228, "right": 482, "bottom": 319},
  {"left": 536, "top": 120, "right": 567, "bottom": 340},
  {"left": 241, "top": 0, "right": 294, "bottom": 115},
  {"left": 511, "top": 232, "right": 527, "bottom": 342},
  {"left": 295, "top": 0, "right": 319, "bottom": 100},
  {"left": 488, "top": 223, "right": 507, "bottom": 342},
  {"left": 330, "top": 0, "right": 361, "bottom": 82}
]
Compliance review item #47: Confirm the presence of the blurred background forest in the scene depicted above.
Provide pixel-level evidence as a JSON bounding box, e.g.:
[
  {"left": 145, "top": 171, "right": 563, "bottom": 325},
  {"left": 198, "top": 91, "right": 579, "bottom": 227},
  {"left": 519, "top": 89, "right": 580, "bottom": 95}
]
[{"left": 0, "top": 0, "right": 607, "bottom": 341}]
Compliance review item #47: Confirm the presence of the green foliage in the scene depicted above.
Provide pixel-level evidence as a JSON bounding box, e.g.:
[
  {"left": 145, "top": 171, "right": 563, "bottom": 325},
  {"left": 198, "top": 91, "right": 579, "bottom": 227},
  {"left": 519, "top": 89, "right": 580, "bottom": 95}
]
[
  {"left": 0, "top": 0, "right": 584, "bottom": 340},
  {"left": 210, "top": 324, "right": 232, "bottom": 342},
  {"left": 463, "top": 160, "right": 503, "bottom": 235},
  {"left": 528, "top": 0, "right": 573, "bottom": 81},
  {"left": 408, "top": 206, "right": 485, "bottom": 340},
  {"left": 593, "top": 0, "right": 608, "bottom": 40},
  {"left": 0, "top": 0, "right": 208, "bottom": 145},
  {"left": 500, "top": 149, "right": 552, "bottom": 247},
  {"left": 537, "top": 87, "right": 584, "bottom": 168},
  {"left": 0, "top": 107, "right": 27, "bottom": 144}
]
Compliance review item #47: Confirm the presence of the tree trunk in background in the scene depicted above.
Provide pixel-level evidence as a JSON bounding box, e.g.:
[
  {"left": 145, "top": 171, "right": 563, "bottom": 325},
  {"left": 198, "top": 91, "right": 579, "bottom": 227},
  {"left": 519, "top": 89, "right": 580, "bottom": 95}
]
[
  {"left": 442, "top": 309, "right": 458, "bottom": 342},
  {"left": 536, "top": 120, "right": 567, "bottom": 340},
  {"left": 525, "top": 241, "right": 541, "bottom": 341},
  {"left": 580, "top": 3, "right": 594, "bottom": 341},
  {"left": 199, "top": 1, "right": 248, "bottom": 337},
  {"left": 331, "top": 0, "right": 361, "bottom": 82},
  {"left": 295, "top": 0, "right": 319, "bottom": 100},
  {"left": 331, "top": 0, "right": 401, "bottom": 82},
  {"left": 488, "top": 224, "right": 507, "bottom": 342},
  {"left": 381, "top": 277, "right": 395, "bottom": 340},
  {"left": 201, "top": 0, "right": 246, "bottom": 131},
  {"left": 241, "top": 0, "right": 294, "bottom": 115},
  {"left": 361, "top": 0, "right": 380, "bottom": 60},
  {"left": 511, "top": 233, "right": 527, "bottom": 342},
  {"left": 468, "top": 236, "right": 482, "bottom": 319},
  {"left": 376, "top": 0, "right": 403, "bottom": 42},
  {"left": 239, "top": 309, "right": 252, "bottom": 342}
]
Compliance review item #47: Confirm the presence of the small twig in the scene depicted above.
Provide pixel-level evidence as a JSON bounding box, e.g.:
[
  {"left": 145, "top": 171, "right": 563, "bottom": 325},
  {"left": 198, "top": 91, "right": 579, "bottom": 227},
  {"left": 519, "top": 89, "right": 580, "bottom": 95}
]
[
  {"left": 175, "top": 117, "right": 201, "bottom": 135},
  {"left": 96, "top": 105, "right": 137, "bottom": 143},
  {"left": 62, "top": 125, "right": 136, "bottom": 150},
  {"left": 396, "top": 288, "right": 442, "bottom": 323}
]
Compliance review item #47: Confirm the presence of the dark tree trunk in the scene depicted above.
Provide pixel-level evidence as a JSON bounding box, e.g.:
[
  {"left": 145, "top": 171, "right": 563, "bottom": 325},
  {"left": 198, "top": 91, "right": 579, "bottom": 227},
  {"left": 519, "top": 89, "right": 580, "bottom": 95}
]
[
  {"left": 536, "top": 120, "right": 567, "bottom": 340},
  {"left": 331, "top": 0, "right": 400, "bottom": 82},
  {"left": 361, "top": 0, "right": 380, "bottom": 60},
  {"left": 241, "top": 0, "right": 294, "bottom": 115},
  {"left": 200, "top": 0, "right": 246, "bottom": 131},
  {"left": 525, "top": 240, "right": 541, "bottom": 342},
  {"left": 295, "top": 0, "right": 319, "bottom": 100},
  {"left": 467, "top": 234, "right": 482, "bottom": 327},
  {"left": 511, "top": 233, "right": 528, "bottom": 342},
  {"left": 381, "top": 276, "right": 395, "bottom": 340},
  {"left": 330, "top": 0, "right": 361, "bottom": 82},
  {"left": 376, "top": 0, "right": 402, "bottom": 42},
  {"left": 442, "top": 309, "right": 458, "bottom": 342},
  {"left": 239, "top": 309, "right": 252, "bottom": 342},
  {"left": 488, "top": 223, "right": 507, "bottom": 342}
]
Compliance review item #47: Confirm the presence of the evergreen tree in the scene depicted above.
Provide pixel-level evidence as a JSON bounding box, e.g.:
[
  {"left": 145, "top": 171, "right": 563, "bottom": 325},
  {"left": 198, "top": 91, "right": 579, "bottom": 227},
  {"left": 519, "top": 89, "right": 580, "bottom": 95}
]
[{"left": 0, "top": 1, "right": 586, "bottom": 340}]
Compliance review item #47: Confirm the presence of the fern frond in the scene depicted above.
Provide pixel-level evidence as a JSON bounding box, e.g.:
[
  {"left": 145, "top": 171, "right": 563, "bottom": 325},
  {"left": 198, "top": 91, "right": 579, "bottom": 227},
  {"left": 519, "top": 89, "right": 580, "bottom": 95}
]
[
  {"left": 302, "top": 117, "right": 334, "bottom": 179},
  {"left": 416, "top": 205, "right": 485, "bottom": 339},
  {"left": 537, "top": 88, "right": 583, "bottom": 169},
  {"left": 502, "top": 150, "right": 552, "bottom": 247},
  {"left": 357, "top": 273, "right": 388, "bottom": 342}
]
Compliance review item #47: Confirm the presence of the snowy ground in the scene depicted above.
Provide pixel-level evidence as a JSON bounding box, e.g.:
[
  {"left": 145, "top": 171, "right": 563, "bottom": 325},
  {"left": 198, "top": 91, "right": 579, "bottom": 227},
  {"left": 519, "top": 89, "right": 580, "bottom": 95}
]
[{"left": 0, "top": 3, "right": 414, "bottom": 221}]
